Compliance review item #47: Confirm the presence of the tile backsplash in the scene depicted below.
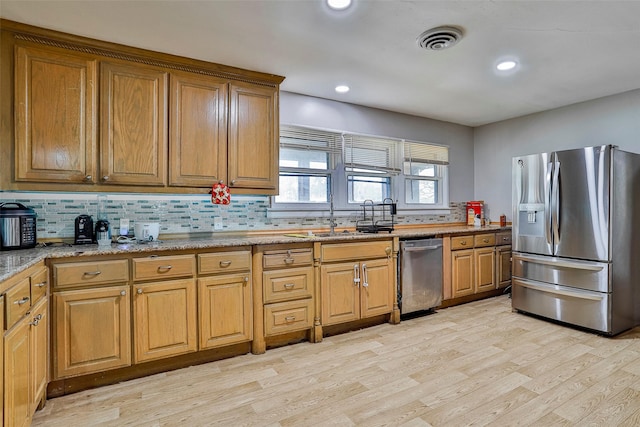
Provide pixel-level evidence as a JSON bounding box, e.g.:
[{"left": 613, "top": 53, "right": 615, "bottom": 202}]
[{"left": 0, "top": 192, "right": 466, "bottom": 240}]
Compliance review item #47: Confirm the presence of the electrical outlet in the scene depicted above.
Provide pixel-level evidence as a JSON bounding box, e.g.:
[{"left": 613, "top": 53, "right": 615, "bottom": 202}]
[{"left": 213, "top": 217, "right": 223, "bottom": 230}]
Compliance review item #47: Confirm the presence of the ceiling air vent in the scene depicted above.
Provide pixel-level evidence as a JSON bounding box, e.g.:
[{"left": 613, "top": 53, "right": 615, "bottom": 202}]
[{"left": 416, "top": 26, "right": 463, "bottom": 51}]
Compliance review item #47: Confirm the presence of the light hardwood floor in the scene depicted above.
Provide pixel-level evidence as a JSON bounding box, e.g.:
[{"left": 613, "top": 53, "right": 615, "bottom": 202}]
[{"left": 32, "top": 295, "right": 640, "bottom": 426}]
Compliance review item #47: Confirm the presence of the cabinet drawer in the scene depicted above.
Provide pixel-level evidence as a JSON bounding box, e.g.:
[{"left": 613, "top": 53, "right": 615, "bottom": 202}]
[
  {"left": 133, "top": 255, "right": 195, "bottom": 281},
  {"left": 264, "top": 299, "right": 314, "bottom": 336},
  {"left": 263, "top": 249, "right": 313, "bottom": 269},
  {"left": 474, "top": 233, "right": 496, "bottom": 248},
  {"left": 321, "top": 240, "right": 391, "bottom": 262},
  {"left": 54, "top": 260, "right": 129, "bottom": 289},
  {"left": 496, "top": 232, "right": 512, "bottom": 245},
  {"left": 30, "top": 267, "right": 49, "bottom": 304},
  {"left": 5, "top": 277, "right": 31, "bottom": 328},
  {"left": 198, "top": 251, "right": 251, "bottom": 275},
  {"left": 263, "top": 267, "right": 314, "bottom": 303},
  {"left": 451, "top": 235, "right": 474, "bottom": 250}
]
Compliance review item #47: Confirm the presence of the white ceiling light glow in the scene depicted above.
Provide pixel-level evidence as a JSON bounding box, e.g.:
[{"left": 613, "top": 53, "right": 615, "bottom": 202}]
[
  {"left": 497, "top": 60, "right": 517, "bottom": 71},
  {"left": 335, "top": 85, "right": 350, "bottom": 93},
  {"left": 327, "top": 0, "right": 352, "bottom": 11}
]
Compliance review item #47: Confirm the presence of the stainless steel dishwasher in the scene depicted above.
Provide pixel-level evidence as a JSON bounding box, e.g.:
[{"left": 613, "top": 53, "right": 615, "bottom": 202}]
[{"left": 399, "top": 238, "right": 443, "bottom": 315}]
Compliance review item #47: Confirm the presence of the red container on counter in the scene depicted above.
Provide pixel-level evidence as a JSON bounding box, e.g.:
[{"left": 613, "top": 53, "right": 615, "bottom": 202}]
[{"left": 466, "top": 201, "right": 484, "bottom": 226}]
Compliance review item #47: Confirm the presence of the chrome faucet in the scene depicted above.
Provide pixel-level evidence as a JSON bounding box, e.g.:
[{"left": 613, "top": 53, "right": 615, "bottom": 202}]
[{"left": 328, "top": 193, "right": 337, "bottom": 236}]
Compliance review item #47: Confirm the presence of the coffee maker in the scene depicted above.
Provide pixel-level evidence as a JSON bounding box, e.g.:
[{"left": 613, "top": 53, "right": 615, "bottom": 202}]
[
  {"left": 95, "top": 219, "right": 111, "bottom": 246},
  {"left": 74, "top": 214, "right": 94, "bottom": 245}
]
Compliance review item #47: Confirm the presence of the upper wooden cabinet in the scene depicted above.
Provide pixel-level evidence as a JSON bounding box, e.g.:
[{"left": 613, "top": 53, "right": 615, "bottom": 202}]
[
  {"left": 14, "top": 43, "right": 97, "bottom": 183},
  {"left": 1, "top": 19, "right": 284, "bottom": 194},
  {"left": 100, "top": 61, "right": 168, "bottom": 186},
  {"left": 228, "top": 82, "right": 279, "bottom": 191},
  {"left": 170, "top": 72, "right": 228, "bottom": 187}
]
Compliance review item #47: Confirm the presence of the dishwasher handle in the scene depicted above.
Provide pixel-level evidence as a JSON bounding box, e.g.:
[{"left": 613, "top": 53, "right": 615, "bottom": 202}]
[{"left": 403, "top": 245, "right": 442, "bottom": 252}]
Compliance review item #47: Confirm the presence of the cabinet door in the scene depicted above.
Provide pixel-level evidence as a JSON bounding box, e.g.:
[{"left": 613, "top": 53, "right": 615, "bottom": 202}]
[
  {"left": 15, "top": 44, "right": 97, "bottom": 183},
  {"left": 4, "top": 317, "right": 30, "bottom": 427},
  {"left": 321, "top": 262, "right": 360, "bottom": 326},
  {"left": 100, "top": 61, "right": 168, "bottom": 186},
  {"left": 29, "top": 298, "right": 48, "bottom": 414},
  {"left": 228, "top": 82, "right": 278, "bottom": 192},
  {"left": 53, "top": 286, "right": 131, "bottom": 379},
  {"left": 475, "top": 247, "right": 496, "bottom": 292},
  {"left": 452, "top": 249, "right": 474, "bottom": 298},
  {"left": 496, "top": 245, "right": 512, "bottom": 289},
  {"left": 360, "top": 258, "right": 394, "bottom": 319},
  {"left": 133, "top": 279, "right": 197, "bottom": 363},
  {"left": 198, "top": 274, "right": 252, "bottom": 349},
  {"left": 170, "top": 72, "right": 228, "bottom": 187}
]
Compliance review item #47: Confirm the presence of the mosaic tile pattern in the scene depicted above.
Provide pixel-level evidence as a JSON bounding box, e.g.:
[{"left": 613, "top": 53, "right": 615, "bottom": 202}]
[{"left": 0, "top": 193, "right": 467, "bottom": 239}]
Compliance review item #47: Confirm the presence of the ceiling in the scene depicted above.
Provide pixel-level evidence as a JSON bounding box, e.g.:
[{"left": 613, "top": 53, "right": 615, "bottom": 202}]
[{"left": 2, "top": 0, "right": 640, "bottom": 126}]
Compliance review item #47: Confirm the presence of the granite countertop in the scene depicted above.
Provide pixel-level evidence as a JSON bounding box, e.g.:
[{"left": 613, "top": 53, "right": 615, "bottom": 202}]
[{"left": 0, "top": 225, "right": 510, "bottom": 283}]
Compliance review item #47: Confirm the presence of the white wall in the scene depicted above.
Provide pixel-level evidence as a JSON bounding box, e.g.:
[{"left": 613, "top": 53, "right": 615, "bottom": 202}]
[
  {"left": 280, "top": 91, "right": 475, "bottom": 203},
  {"left": 473, "top": 89, "right": 640, "bottom": 221}
]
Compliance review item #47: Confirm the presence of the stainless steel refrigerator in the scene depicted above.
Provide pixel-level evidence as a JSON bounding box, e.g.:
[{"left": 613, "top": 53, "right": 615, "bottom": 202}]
[{"left": 511, "top": 145, "right": 640, "bottom": 335}]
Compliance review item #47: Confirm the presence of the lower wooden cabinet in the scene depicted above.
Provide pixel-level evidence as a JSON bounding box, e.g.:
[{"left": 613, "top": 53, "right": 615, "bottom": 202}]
[
  {"left": 133, "top": 278, "right": 197, "bottom": 363},
  {"left": 320, "top": 243, "right": 394, "bottom": 327},
  {"left": 4, "top": 313, "right": 30, "bottom": 427},
  {"left": 2, "top": 264, "right": 49, "bottom": 427},
  {"left": 198, "top": 274, "right": 252, "bottom": 349},
  {"left": 53, "top": 285, "right": 131, "bottom": 379},
  {"left": 450, "top": 233, "right": 497, "bottom": 298}
]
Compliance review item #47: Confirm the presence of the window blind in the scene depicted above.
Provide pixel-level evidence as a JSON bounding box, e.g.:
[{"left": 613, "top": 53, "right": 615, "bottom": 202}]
[
  {"left": 280, "top": 125, "right": 342, "bottom": 156},
  {"left": 404, "top": 141, "right": 449, "bottom": 166},
  {"left": 343, "top": 134, "right": 401, "bottom": 174}
]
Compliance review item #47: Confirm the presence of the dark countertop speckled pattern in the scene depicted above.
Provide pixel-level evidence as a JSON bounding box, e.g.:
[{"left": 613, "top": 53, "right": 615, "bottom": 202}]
[{"left": 0, "top": 225, "right": 510, "bottom": 283}]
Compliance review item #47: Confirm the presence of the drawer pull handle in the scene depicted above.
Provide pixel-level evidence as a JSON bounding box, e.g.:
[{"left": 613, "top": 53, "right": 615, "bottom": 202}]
[
  {"left": 460, "top": 241, "right": 467, "bottom": 246},
  {"left": 30, "top": 318, "right": 40, "bottom": 327},
  {"left": 219, "top": 260, "right": 232, "bottom": 267},
  {"left": 84, "top": 271, "right": 101, "bottom": 276},
  {"left": 284, "top": 283, "right": 295, "bottom": 289},
  {"left": 158, "top": 265, "right": 173, "bottom": 271},
  {"left": 14, "top": 296, "right": 30, "bottom": 305},
  {"left": 284, "top": 316, "right": 296, "bottom": 323},
  {"left": 35, "top": 314, "right": 42, "bottom": 321},
  {"left": 503, "top": 237, "right": 509, "bottom": 241},
  {"left": 284, "top": 258, "right": 295, "bottom": 264},
  {"left": 35, "top": 282, "right": 47, "bottom": 288},
  {"left": 483, "top": 238, "right": 489, "bottom": 243}
]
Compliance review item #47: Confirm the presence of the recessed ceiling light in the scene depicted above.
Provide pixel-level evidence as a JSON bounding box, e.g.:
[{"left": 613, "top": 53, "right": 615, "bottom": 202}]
[
  {"left": 335, "top": 85, "right": 350, "bottom": 93},
  {"left": 497, "top": 60, "right": 517, "bottom": 71},
  {"left": 327, "top": 0, "right": 352, "bottom": 10}
]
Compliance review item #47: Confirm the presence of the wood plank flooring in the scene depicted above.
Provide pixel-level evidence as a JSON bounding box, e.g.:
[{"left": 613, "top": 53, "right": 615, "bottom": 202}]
[{"left": 32, "top": 295, "right": 640, "bottom": 426}]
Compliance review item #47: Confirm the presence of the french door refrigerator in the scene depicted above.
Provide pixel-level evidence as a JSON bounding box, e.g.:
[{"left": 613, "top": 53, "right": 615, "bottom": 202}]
[{"left": 511, "top": 145, "right": 640, "bottom": 335}]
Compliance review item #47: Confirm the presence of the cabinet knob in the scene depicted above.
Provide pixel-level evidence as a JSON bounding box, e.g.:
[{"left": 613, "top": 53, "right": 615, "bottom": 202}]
[
  {"left": 120, "top": 290, "right": 126, "bottom": 296},
  {"left": 29, "top": 318, "right": 40, "bottom": 327},
  {"left": 230, "top": 179, "right": 236, "bottom": 185},
  {"left": 244, "top": 276, "right": 249, "bottom": 285},
  {"left": 102, "top": 175, "right": 110, "bottom": 181},
  {"left": 84, "top": 175, "right": 92, "bottom": 181},
  {"left": 137, "top": 288, "right": 143, "bottom": 294}
]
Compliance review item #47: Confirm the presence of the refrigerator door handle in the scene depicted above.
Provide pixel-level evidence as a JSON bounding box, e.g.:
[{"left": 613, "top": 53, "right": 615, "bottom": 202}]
[
  {"left": 515, "top": 278, "right": 605, "bottom": 301},
  {"left": 545, "top": 161, "right": 553, "bottom": 245},
  {"left": 551, "top": 160, "right": 561, "bottom": 244},
  {"left": 513, "top": 253, "right": 605, "bottom": 271}
]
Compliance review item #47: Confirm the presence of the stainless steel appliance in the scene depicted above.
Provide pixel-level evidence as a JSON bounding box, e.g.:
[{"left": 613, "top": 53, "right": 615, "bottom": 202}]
[
  {"left": 399, "top": 238, "right": 443, "bottom": 315},
  {"left": 0, "top": 202, "right": 37, "bottom": 250},
  {"left": 512, "top": 145, "right": 640, "bottom": 335}
]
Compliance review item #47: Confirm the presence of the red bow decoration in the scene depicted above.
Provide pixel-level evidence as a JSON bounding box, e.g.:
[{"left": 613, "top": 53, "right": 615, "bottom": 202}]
[{"left": 210, "top": 181, "right": 230, "bottom": 205}]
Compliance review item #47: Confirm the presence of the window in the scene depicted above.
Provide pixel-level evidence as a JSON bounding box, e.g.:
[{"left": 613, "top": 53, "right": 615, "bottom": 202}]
[
  {"left": 271, "top": 125, "right": 449, "bottom": 214},
  {"left": 402, "top": 141, "right": 449, "bottom": 206},
  {"left": 275, "top": 126, "right": 341, "bottom": 205},
  {"left": 343, "top": 134, "right": 400, "bottom": 203}
]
